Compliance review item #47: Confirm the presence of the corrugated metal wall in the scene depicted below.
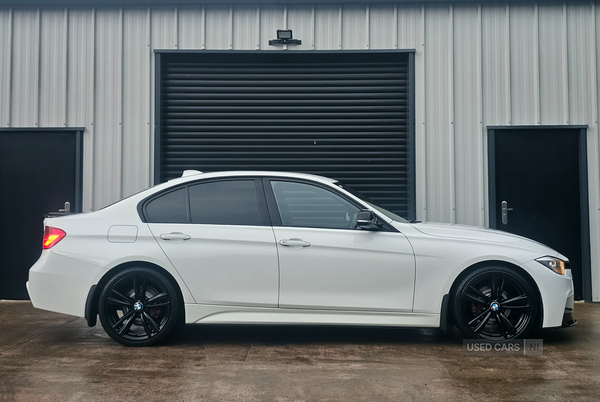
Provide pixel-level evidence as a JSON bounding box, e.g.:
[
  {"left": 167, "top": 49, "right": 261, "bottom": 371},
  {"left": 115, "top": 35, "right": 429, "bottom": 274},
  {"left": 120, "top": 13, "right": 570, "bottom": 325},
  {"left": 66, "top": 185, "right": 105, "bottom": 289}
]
[{"left": 0, "top": 2, "right": 599, "bottom": 300}]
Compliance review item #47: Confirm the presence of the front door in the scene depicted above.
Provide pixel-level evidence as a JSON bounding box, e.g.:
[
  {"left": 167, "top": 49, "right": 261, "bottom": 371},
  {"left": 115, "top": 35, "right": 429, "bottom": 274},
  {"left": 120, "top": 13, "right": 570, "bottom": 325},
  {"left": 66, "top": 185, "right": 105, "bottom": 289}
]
[
  {"left": 489, "top": 127, "right": 589, "bottom": 300},
  {"left": 266, "top": 179, "right": 415, "bottom": 312},
  {"left": 0, "top": 129, "right": 82, "bottom": 299}
]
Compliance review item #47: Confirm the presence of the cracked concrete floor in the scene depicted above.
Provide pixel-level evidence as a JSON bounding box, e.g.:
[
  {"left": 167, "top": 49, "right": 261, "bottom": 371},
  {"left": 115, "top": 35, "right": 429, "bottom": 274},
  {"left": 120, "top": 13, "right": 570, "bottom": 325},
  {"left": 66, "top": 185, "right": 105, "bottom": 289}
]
[{"left": 0, "top": 301, "right": 599, "bottom": 402}]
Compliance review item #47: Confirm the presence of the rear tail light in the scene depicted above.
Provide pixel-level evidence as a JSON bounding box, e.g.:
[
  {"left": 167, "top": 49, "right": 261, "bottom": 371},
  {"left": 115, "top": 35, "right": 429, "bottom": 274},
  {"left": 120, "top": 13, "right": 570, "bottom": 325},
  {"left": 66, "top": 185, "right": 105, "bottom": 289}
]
[{"left": 42, "top": 226, "right": 66, "bottom": 249}]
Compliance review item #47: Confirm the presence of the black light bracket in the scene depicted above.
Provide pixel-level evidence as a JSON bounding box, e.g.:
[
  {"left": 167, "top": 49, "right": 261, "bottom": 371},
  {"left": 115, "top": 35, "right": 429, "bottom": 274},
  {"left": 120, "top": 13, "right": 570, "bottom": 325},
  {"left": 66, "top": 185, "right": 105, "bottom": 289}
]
[{"left": 269, "top": 29, "right": 302, "bottom": 46}]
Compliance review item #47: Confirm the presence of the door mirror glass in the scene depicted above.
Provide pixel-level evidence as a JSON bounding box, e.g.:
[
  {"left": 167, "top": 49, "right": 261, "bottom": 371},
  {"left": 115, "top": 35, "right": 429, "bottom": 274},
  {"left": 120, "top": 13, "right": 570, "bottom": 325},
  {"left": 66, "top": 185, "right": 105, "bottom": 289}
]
[{"left": 356, "top": 210, "right": 381, "bottom": 230}]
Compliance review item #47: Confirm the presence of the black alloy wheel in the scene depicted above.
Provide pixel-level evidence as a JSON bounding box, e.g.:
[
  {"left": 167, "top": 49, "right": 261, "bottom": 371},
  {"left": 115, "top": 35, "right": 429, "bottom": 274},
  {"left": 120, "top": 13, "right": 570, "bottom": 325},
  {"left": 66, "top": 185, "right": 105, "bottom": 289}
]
[
  {"left": 453, "top": 266, "right": 539, "bottom": 341},
  {"left": 98, "top": 267, "right": 180, "bottom": 346}
]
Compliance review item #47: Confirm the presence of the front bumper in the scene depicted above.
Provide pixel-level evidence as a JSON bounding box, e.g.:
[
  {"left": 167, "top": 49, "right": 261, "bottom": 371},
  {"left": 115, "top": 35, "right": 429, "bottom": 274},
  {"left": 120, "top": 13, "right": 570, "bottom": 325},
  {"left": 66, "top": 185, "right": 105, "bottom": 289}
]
[{"left": 520, "top": 260, "right": 574, "bottom": 328}]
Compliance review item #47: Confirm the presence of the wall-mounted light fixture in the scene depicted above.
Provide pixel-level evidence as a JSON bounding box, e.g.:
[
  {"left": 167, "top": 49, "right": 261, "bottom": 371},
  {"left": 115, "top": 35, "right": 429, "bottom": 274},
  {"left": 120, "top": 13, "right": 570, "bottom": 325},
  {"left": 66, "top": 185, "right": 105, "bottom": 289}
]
[{"left": 269, "top": 30, "right": 302, "bottom": 46}]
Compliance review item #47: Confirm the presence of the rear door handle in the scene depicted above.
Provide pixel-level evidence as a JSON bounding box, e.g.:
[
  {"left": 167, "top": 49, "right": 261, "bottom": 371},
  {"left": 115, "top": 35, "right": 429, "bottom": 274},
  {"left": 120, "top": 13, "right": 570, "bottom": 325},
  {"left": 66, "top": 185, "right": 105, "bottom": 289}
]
[
  {"left": 279, "top": 238, "right": 311, "bottom": 248},
  {"left": 160, "top": 232, "right": 191, "bottom": 241}
]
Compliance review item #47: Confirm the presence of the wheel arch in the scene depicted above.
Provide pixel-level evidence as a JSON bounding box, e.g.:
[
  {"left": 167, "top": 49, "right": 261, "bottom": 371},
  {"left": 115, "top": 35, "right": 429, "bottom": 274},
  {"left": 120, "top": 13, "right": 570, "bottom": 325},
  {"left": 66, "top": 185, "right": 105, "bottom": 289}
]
[
  {"left": 85, "top": 261, "right": 186, "bottom": 328},
  {"left": 443, "top": 260, "right": 544, "bottom": 329}
]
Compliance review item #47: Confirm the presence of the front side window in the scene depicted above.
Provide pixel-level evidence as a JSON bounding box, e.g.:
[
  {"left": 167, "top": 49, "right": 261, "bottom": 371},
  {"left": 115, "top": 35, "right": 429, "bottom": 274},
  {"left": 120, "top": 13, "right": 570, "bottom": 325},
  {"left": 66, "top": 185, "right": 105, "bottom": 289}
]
[
  {"left": 270, "top": 181, "right": 360, "bottom": 229},
  {"left": 189, "top": 180, "right": 262, "bottom": 226}
]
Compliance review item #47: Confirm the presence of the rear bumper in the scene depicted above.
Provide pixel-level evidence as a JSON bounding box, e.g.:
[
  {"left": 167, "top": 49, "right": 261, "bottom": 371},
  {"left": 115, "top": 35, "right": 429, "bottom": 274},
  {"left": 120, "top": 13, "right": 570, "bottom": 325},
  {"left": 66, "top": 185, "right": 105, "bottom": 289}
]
[
  {"left": 562, "top": 311, "right": 577, "bottom": 327},
  {"left": 27, "top": 250, "right": 107, "bottom": 318}
]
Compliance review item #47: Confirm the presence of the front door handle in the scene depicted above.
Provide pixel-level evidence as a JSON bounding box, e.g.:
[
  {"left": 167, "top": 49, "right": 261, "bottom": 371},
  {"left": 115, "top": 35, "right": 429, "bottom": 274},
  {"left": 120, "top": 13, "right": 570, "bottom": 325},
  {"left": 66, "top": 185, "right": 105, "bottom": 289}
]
[
  {"left": 279, "top": 238, "right": 311, "bottom": 248},
  {"left": 501, "top": 201, "right": 514, "bottom": 225},
  {"left": 160, "top": 232, "right": 191, "bottom": 241}
]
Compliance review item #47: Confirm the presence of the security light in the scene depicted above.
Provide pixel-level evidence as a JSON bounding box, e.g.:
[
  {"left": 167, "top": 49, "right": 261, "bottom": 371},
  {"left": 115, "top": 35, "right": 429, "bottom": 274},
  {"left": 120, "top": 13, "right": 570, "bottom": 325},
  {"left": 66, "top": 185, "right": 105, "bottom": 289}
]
[
  {"left": 269, "top": 29, "right": 301, "bottom": 46},
  {"left": 277, "top": 30, "right": 293, "bottom": 40}
]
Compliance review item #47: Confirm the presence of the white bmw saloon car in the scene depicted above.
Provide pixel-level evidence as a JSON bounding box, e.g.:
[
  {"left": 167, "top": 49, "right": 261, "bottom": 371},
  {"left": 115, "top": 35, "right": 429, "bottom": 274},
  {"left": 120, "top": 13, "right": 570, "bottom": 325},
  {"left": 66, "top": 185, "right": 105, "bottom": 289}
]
[{"left": 28, "top": 170, "right": 575, "bottom": 346}]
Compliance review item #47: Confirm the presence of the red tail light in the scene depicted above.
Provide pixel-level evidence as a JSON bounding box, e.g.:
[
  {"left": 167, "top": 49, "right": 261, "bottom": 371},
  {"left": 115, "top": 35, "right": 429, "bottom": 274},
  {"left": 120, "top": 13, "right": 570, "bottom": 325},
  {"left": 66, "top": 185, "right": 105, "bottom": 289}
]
[{"left": 42, "top": 226, "right": 66, "bottom": 249}]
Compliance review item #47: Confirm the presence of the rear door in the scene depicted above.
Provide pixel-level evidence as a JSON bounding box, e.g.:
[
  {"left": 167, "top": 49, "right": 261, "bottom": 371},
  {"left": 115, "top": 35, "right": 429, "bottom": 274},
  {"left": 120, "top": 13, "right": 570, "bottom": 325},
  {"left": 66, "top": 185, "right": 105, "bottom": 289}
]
[{"left": 145, "top": 179, "right": 278, "bottom": 307}]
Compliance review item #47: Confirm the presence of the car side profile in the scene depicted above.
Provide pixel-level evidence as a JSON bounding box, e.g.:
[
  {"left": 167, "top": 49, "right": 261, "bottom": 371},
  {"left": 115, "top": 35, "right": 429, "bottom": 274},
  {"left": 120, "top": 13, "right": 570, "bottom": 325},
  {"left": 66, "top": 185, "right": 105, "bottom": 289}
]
[{"left": 28, "top": 170, "right": 575, "bottom": 346}]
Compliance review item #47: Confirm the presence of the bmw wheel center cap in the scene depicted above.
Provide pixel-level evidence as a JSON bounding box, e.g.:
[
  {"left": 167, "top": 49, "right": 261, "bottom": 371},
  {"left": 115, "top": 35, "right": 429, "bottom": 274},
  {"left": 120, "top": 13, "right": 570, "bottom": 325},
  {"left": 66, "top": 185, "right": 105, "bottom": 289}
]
[
  {"left": 134, "top": 301, "right": 143, "bottom": 311},
  {"left": 490, "top": 302, "right": 500, "bottom": 312}
]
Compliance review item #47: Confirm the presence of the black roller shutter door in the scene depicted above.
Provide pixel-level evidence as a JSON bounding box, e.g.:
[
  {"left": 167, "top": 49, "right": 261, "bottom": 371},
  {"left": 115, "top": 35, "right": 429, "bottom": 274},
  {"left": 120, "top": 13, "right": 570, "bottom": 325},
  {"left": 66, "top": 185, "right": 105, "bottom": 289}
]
[{"left": 157, "top": 51, "right": 415, "bottom": 219}]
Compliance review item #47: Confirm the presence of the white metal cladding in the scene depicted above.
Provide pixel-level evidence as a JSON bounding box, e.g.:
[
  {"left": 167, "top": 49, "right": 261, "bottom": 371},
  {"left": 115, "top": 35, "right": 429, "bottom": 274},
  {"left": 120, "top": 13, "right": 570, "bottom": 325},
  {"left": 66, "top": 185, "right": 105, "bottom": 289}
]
[{"left": 0, "top": 2, "right": 599, "bottom": 300}]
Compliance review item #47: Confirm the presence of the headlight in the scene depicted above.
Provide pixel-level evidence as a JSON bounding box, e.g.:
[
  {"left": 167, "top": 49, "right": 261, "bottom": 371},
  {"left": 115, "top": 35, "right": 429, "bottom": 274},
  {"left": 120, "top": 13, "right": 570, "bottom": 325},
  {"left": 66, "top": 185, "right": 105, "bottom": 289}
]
[{"left": 535, "top": 256, "right": 567, "bottom": 275}]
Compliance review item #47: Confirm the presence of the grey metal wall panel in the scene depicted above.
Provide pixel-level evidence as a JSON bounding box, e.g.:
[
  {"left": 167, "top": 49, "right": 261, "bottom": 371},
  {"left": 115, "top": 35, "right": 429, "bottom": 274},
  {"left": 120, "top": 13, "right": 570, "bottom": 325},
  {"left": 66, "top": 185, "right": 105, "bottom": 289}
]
[
  {"left": 315, "top": 6, "right": 340, "bottom": 50},
  {"left": 10, "top": 8, "right": 38, "bottom": 127},
  {"left": 178, "top": 6, "right": 204, "bottom": 50},
  {"left": 122, "top": 8, "right": 150, "bottom": 197},
  {"left": 482, "top": 4, "right": 510, "bottom": 127},
  {"left": 93, "top": 8, "right": 121, "bottom": 207},
  {"left": 539, "top": 3, "right": 568, "bottom": 125},
  {"left": 287, "top": 6, "right": 313, "bottom": 51},
  {"left": 232, "top": 6, "right": 257, "bottom": 51},
  {"left": 509, "top": 4, "right": 537, "bottom": 125},
  {"left": 0, "top": 9, "right": 11, "bottom": 127},
  {"left": 425, "top": 5, "right": 452, "bottom": 223},
  {"left": 342, "top": 6, "right": 366, "bottom": 50},
  {"left": 39, "top": 8, "right": 67, "bottom": 127},
  {"left": 66, "top": 9, "right": 94, "bottom": 212},
  {"left": 453, "top": 4, "right": 482, "bottom": 226},
  {"left": 205, "top": 6, "right": 230, "bottom": 50},
  {"left": 568, "top": 5, "right": 595, "bottom": 124},
  {"left": 369, "top": 5, "right": 395, "bottom": 50}
]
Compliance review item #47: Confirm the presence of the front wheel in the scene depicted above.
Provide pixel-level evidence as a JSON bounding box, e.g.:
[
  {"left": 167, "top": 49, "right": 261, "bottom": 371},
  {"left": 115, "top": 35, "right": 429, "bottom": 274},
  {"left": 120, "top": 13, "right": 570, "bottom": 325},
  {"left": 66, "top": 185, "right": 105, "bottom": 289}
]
[
  {"left": 453, "top": 266, "right": 540, "bottom": 341},
  {"left": 98, "top": 267, "right": 180, "bottom": 346}
]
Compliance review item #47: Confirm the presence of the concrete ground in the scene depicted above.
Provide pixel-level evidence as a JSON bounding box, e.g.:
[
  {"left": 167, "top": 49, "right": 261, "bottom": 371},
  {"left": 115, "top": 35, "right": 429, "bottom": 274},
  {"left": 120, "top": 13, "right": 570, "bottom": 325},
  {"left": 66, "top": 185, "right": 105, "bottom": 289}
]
[{"left": 0, "top": 302, "right": 599, "bottom": 402}]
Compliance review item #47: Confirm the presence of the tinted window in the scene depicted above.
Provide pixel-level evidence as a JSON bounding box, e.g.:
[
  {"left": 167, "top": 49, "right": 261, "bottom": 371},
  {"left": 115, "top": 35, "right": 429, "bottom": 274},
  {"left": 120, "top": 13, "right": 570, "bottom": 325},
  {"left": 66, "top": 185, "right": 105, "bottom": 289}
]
[
  {"left": 145, "top": 188, "right": 188, "bottom": 223},
  {"left": 189, "top": 180, "right": 262, "bottom": 225},
  {"left": 270, "top": 181, "right": 360, "bottom": 229}
]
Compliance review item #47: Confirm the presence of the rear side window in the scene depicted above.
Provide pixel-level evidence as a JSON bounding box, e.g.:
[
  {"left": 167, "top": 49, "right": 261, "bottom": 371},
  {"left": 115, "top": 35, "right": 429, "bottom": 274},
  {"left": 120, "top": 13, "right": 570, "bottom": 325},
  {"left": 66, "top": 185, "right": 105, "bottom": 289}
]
[
  {"left": 189, "top": 180, "right": 262, "bottom": 226},
  {"left": 145, "top": 188, "right": 188, "bottom": 223}
]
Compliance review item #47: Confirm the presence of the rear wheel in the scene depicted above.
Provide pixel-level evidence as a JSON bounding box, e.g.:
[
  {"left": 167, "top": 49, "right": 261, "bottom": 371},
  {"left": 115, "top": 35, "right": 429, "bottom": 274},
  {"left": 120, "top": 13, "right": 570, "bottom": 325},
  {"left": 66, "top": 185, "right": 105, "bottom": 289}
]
[
  {"left": 98, "top": 267, "right": 180, "bottom": 346},
  {"left": 453, "top": 266, "right": 539, "bottom": 340}
]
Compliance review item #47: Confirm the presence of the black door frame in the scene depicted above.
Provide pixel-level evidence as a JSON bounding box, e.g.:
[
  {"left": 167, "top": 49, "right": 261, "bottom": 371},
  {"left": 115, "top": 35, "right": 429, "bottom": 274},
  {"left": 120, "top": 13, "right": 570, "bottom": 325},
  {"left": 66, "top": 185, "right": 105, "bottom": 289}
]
[
  {"left": 0, "top": 127, "right": 85, "bottom": 213},
  {"left": 487, "top": 125, "right": 591, "bottom": 301}
]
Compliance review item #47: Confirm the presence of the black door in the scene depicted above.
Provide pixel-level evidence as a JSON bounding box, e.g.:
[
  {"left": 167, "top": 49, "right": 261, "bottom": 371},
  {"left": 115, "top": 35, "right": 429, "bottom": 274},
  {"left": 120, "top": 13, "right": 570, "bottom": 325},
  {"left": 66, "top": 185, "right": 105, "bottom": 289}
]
[
  {"left": 489, "top": 127, "right": 590, "bottom": 300},
  {"left": 0, "top": 129, "right": 82, "bottom": 299}
]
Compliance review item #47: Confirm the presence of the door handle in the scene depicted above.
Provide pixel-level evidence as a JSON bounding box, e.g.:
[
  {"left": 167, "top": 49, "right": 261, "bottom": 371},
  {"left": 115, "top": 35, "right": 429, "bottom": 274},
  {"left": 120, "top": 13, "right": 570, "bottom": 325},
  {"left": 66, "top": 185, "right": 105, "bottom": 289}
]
[
  {"left": 160, "top": 232, "right": 191, "bottom": 241},
  {"left": 279, "top": 238, "right": 311, "bottom": 248},
  {"left": 501, "top": 201, "right": 514, "bottom": 225}
]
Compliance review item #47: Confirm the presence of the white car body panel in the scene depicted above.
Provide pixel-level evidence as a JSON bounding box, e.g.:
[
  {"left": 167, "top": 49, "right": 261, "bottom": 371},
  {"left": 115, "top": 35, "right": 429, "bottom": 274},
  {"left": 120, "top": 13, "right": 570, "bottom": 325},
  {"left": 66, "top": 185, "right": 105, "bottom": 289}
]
[
  {"left": 148, "top": 223, "right": 279, "bottom": 307},
  {"left": 27, "top": 170, "right": 574, "bottom": 334},
  {"left": 274, "top": 226, "right": 415, "bottom": 311}
]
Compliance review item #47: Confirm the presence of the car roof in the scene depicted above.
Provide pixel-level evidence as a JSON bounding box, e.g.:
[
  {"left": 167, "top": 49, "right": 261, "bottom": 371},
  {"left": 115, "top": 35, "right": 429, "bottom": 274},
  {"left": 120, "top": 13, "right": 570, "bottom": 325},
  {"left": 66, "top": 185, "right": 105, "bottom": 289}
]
[{"left": 172, "top": 170, "right": 339, "bottom": 185}]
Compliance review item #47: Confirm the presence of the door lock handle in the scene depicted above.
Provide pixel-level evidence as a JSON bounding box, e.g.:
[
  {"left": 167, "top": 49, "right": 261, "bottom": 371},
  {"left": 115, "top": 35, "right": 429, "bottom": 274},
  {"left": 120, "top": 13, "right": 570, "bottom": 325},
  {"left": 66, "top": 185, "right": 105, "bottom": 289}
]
[
  {"left": 501, "top": 201, "right": 514, "bottom": 225},
  {"left": 279, "top": 238, "right": 311, "bottom": 248},
  {"left": 160, "top": 232, "right": 191, "bottom": 241}
]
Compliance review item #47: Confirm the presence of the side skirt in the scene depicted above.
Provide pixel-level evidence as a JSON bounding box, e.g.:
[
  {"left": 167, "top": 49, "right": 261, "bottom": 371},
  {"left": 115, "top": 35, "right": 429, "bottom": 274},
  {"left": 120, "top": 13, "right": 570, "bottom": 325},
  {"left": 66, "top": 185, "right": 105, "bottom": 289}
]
[{"left": 185, "top": 304, "right": 440, "bottom": 327}]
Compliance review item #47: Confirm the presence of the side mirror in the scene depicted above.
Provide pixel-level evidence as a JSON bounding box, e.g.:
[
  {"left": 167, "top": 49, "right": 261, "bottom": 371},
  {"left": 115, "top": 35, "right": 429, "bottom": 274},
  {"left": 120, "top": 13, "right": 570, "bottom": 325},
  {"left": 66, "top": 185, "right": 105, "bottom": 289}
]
[{"left": 356, "top": 210, "right": 381, "bottom": 230}]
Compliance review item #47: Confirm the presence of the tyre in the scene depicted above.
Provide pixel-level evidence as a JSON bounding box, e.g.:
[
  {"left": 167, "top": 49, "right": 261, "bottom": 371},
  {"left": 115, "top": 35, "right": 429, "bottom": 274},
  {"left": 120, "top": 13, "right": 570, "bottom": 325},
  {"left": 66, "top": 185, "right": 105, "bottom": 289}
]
[
  {"left": 98, "top": 267, "right": 180, "bottom": 346},
  {"left": 453, "top": 266, "right": 539, "bottom": 341}
]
